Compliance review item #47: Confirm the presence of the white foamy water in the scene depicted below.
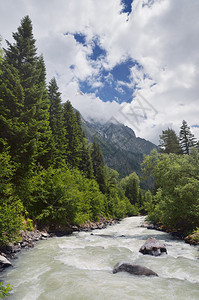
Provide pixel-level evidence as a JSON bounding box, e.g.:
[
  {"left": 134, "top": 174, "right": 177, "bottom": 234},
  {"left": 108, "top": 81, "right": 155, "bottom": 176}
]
[{"left": 1, "top": 216, "right": 199, "bottom": 300}]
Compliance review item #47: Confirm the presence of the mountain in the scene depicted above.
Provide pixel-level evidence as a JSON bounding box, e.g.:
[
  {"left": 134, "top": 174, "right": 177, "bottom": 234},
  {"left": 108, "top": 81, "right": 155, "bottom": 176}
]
[{"left": 81, "top": 118, "right": 158, "bottom": 180}]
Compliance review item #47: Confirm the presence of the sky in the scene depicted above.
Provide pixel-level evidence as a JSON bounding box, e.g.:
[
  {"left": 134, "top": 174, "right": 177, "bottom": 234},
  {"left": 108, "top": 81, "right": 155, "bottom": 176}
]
[{"left": 0, "top": 0, "right": 199, "bottom": 144}]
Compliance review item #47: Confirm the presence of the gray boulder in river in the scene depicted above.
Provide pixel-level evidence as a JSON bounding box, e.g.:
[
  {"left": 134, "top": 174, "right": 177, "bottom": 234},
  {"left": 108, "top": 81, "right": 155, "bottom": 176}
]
[
  {"left": 113, "top": 262, "right": 158, "bottom": 277},
  {"left": 139, "top": 237, "right": 167, "bottom": 256},
  {"left": 0, "top": 255, "right": 12, "bottom": 270}
]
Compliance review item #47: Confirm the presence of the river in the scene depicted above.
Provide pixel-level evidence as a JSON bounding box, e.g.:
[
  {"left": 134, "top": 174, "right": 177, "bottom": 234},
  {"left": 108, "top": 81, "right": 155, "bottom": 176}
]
[{"left": 1, "top": 216, "right": 199, "bottom": 300}]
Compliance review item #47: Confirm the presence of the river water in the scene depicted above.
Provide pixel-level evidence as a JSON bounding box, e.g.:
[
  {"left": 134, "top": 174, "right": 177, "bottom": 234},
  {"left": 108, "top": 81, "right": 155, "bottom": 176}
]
[{"left": 1, "top": 216, "right": 199, "bottom": 300}]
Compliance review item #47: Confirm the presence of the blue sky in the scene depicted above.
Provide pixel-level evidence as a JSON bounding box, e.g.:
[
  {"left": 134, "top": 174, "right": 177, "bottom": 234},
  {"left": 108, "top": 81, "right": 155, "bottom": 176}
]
[
  {"left": 71, "top": 30, "right": 143, "bottom": 103},
  {"left": 78, "top": 58, "right": 139, "bottom": 103},
  {"left": 0, "top": 0, "right": 198, "bottom": 144},
  {"left": 70, "top": 0, "right": 143, "bottom": 104},
  {"left": 121, "top": 0, "right": 134, "bottom": 14}
]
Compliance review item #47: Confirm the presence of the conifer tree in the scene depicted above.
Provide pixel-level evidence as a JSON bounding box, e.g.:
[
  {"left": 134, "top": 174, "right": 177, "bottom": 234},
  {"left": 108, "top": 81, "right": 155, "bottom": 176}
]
[
  {"left": 48, "top": 77, "right": 64, "bottom": 163},
  {"left": 75, "top": 111, "right": 85, "bottom": 140},
  {"left": 62, "top": 100, "right": 81, "bottom": 166},
  {"left": 3, "top": 16, "right": 52, "bottom": 173},
  {"left": 0, "top": 60, "right": 27, "bottom": 167},
  {"left": 34, "top": 54, "right": 53, "bottom": 167},
  {"left": 91, "top": 139, "right": 106, "bottom": 193},
  {"left": 0, "top": 36, "right": 2, "bottom": 65},
  {"left": 179, "top": 120, "right": 197, "bottom": 154},
  {"left": 74, "top": 110, "right": 94, "bottom": 177},
  {"left": 159, "top": 128, "right": 182, "bottom": 154},
  {"left": 79, "top": 138, "right": 93, "bottom": 178}
]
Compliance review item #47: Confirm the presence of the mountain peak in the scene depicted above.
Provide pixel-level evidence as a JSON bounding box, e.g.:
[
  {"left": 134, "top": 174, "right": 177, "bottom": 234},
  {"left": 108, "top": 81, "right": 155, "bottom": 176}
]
[{"left": 82, "top": 118, "right": 157, "bottom": 178}]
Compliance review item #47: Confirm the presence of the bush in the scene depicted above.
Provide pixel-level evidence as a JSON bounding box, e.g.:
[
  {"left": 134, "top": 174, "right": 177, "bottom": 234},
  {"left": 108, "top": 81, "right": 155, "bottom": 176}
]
[
  {"left": 27, "top": 166, "right": 107, "bottom": 226},
  {"left": 0, "top": 282, "right": 12, "bottom": 298}
]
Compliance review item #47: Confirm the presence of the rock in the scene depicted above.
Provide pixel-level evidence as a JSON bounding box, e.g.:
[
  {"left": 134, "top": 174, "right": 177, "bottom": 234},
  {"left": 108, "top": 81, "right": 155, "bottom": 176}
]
[
  {"left": 113, "top": 262, "right": 158, "bottom": 277},
  {"left": 147, "top": 224, "right": 158, "bottom": 230},
  {"left": 139, "top": 237, "right": 167, "bottom": 256},
  {"left": 41, "top": 231, "right": 50, "bottom": 238},
  {"left": 0, "top": 255, "right": 12, "bottom": 269},
  {"left": 71, "top": 225, "right": 79, "bottom": 232},
  {"left": 140, "top": 222, "right": 149, "bottom": 228},
  {"left": 185, "top": 232, "right": 199, "bottom": 245}
]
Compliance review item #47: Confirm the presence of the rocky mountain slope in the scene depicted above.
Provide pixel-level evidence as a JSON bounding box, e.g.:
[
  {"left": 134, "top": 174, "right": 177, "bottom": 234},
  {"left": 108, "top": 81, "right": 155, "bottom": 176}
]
[{"left": 82, "top": 119, "right": 157, "bottom": 179}]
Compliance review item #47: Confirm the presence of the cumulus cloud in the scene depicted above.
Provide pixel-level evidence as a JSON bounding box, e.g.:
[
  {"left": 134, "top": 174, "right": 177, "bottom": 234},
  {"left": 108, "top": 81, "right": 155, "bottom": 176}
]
[{"left": 0, "top": 0, "right": 198, "bottom": 144}]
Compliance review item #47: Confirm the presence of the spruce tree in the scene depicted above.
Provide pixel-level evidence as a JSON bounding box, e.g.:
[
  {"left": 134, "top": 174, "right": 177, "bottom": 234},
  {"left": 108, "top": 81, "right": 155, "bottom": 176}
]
[
  {"left": 0, "top": 60, "right": 27, "bottom": 167},
  {"left": 79, "top": 138, "right": 93, "bottom": 178},
  {"left": 74, "top": 110, "right": 94, "bottom": 177},
  {"left": 179, "top": 120, "right": 197, "bottom": 154},
  {"left": 159, "top": 128, "right": 182, "bottom": 154},
  {"left": 62, "top": 100, "right": 81, "bottom": 166},
  {"left": 0, "top": 36, "right": 3, "bottom": 65},
  {"left": 48, "top": 77, "right": 64, "bottom": 163},
  {"left": 3, "top": 16, "right": 52, "bottom": 172},
  {"left": 91, "top": 138, "right": 106, "bottom": 193},
  {"left": 34, "top": 54, "right": 53, "bottom": 167}
]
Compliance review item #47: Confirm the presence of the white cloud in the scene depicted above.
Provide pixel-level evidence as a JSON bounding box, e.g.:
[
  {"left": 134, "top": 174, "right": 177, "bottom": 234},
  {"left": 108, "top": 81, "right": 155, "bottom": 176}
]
[{"left": 0, "top": 0, "right": 199, "bottom": 144}]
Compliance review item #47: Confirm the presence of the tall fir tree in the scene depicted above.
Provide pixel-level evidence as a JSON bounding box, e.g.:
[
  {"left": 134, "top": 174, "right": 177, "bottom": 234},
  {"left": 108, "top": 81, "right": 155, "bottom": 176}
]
[
  {"left": 79, "top": 138, "right": 93, "bottom": 178},
  {"left": 179, "top": 120, "right": 197, "bottom": 154},
  {"left": 0, "top": 36, "right": 2, "bottom": 66},
  {"left": 34, "top": 54, "right": 53, "bottom": 167},
  {"left": 3, "top": 16, "right": 52, "bottom": 174},
  {"left": 91, "top": 138, "right": 106, "bottom": 193},
  {"left": 62, "top": 100, "right": 82, "bottom": 167},
  {"left": 48, "top": 77, "right": 64, "bottom": 164},
  {"left": 74, "top": 110, "right": 94, "bottom": 177},
  {"left": 159, "top": 128, "right": 182, "bottom": 154},
  {"left": 0, "top": 60, "right": 26, "bottom": 163}
]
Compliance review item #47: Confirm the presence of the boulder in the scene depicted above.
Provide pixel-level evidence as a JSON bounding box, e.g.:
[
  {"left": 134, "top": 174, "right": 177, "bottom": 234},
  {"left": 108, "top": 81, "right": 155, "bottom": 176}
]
[
  {"left": 0, "top": 255, "right": 12, "bottom": 269},
  {"left": 41, "top": 231, "right": 50, "bottom": 238},
  {"left": 139, "top": 237, "right": 167, "bottom": 256},
  {"left": 113, "top": 262, "right": 158, "bottom": 277},
  {"left": 185, "top": 232, "right": 199, "bottom": 245}
]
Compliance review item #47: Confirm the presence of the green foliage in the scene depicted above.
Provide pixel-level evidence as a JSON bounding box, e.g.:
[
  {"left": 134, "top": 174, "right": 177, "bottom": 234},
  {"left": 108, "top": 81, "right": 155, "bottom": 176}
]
[
  {"left": 3, "top": 15, "right": 52, "bottom": 177},
  {"left": 143, "top": 190, "right": 153, "bottom": 214},
  {"left": 142, "top": 149, "right": 199, "bottom": 233},
  {"left": 27, "top": 166, "right": 106, "bottom": 226},
  {"left": 24, "top": 218, "right": 34, "bottom": 231},
  {"left": 120, "top": 172, "right": 141, "bottom": 207},
  {"left": 78, "top": 138, "right": 93, "bottom": 179},
  {"left": 104, "top": 168, "right": 138, "bottom": 218},
  {"left": 48, "top": 77, "right": 64, "bottom": 164},
  {"left": 0, "top": 152, "right": 23, "bottom": 246},
  {"left": 62, "top": 101, "right": 83, "bottom": 167},
  {"left": 0, "top": 199, "right": 23, "bottom": 246},
  {"left": 159, "top": 128, "right": 182, "bottom": 154},
  {"left": 179, "top": 120, "right": 197, "bottom": 154},
  {"left": 0, "top": 282, "right": 12, "bottom": 298}
]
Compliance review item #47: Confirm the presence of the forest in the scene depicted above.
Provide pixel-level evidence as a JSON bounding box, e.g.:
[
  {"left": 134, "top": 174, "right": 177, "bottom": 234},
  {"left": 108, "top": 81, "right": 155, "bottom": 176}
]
[{"left": 0, "top": 16, "right": 199, "bottom": 250}]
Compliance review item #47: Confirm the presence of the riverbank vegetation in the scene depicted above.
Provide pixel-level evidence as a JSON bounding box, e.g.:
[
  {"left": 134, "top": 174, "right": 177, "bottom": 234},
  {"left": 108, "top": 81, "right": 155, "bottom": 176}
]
[{"left": 142, "top": 147, "right": 199, "bottom": 237}]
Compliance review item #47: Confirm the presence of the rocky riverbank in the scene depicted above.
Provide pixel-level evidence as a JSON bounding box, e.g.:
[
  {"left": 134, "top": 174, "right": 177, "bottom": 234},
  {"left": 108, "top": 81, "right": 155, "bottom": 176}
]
[
  {"left": 140, "top": 220, "right": 199, "bottom": 246},
  {"left": 0, "top": 216, "right": 119, "bottom": 272},
  {"left": 0, "top": 229, "right": 51, "bottom": 272}
]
